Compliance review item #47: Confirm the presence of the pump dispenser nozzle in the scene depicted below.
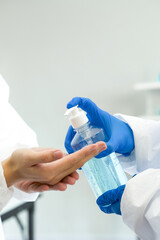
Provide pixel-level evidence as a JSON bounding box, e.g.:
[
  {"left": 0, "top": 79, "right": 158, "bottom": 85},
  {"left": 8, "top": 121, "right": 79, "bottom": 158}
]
[{"left": 65, "top": 106, "right": 89, "bottom": 129}]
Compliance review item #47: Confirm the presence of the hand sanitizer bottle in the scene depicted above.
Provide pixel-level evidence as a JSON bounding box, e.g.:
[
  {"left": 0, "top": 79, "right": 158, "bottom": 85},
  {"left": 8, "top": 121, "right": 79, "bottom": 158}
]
[{"left": 65, "top": 106, "right": 127, "bottom": 198}]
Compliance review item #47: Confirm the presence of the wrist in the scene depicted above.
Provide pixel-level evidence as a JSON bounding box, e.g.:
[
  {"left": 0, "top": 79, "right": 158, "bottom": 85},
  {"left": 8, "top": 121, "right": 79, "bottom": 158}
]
[{"left": 2, "top": 157, "right": 18, "bottom": 187}]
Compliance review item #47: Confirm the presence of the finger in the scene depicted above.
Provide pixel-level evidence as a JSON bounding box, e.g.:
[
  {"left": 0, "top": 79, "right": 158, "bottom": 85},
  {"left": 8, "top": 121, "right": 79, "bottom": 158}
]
[
  {"left": 97, "top": 190, "right": 115, "bottom": 206},
  {"left": 99, "top": 202, "right": 121, "bottom": 215},
  {"left": 48, "top": 182, "right": 67, "bottom": 191},
  {"left": 56, "top": 141, "right": 107, "bottom": 181},
  {"left": 110, "top": 202, "right": 122, "bottom": 215},
  {"left": 32, "top": 148, "right": 56, "bottom": 152},
  {"left": 67, "top": 97, "right": 100, "bottom": 124},
  {"left": 64, "top": 126, "right": 75, "bottom": 154},
  {"left": 62, "top": 176, "right": 76, "bottom": 185},
  {"left": 36, "top": 142, "right": 106, "bottom": 185},
  {"left": 99, "top": 205, "right": 113, "bottom": 214},
  {"left": 36, "top": 184, "right": 50, "bottom": 192},
  {"left": 31, "top": 182, "right": 68, "bottom": 192},
  {"left": 69, "top": 171, "right": 79, "bottom": 180},
  {"left": 26, "top": 182, "right": 50, "bottom": 193},
  {"left": 96, "top": 135, "right": 119, "bottom": 158},
  {"left": 67, "top": 97, "right": 97, "bottom": 116},
  {"left": 30, "top": 149, "right": 64, "bottom": 165},
  {"left": 36, "top": 183, "right": 68, "bottom": 192},
  {"left": 96, "top": 185, "right": 125, "bottom": 206},
  {"left": 95, "top": 139, "right": 115, "bottom": 158}
]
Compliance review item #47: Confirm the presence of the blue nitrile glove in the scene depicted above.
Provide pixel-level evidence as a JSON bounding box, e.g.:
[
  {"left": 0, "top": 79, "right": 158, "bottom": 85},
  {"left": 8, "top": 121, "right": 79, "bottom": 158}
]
[
  {"left": 65, "top": 97, "right": 134, "bottom": 158},
  {"left": 96, "top": 184, "right": 125, "bottom": 215}
]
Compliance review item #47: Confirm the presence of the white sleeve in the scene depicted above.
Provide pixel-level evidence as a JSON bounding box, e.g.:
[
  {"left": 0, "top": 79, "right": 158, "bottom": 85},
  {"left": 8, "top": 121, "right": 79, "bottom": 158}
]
[
  {"left": 115, "top": 114, "right": 160, "bottom": 173},
  {"left": 115, "top": 114, "right": 160, "bottom": 239},
  {"left": 0, "top": 75, "right": 39, "bottom": 209},
  {"left": 121, "top": 169, "right": 160, "bottom": 240},
  {"left": 0, "top": 162, "right": 13, "bottom": 211},
  {"left": 0, "top": 103, "right": 39, "bottom": 205}
]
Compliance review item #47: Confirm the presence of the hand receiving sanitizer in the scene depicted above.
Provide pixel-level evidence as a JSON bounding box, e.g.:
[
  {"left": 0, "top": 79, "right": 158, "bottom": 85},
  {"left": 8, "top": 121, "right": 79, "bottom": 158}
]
[{"left": 65, "top": 106, "right": 127, "bottom": 198}]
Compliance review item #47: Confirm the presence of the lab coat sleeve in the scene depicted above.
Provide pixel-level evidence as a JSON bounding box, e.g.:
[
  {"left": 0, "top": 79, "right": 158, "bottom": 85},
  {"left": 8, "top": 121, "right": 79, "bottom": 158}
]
[
  {"left": 0, "top": 162, "right": 13, "bottom": 211},
  {"left": 121, "top": 169, "right": 160, "bottom": 240},
  {"left": 0, "top": 102, "right": 39, "bottom": 206},
  {"left": 0, "top": 75, "right": 39, "bottom": 210},
  {"left": 114, "top": 114, "right": 160, "bottom": 239},
  {"left": 115, "top": 114, "right": 160, "bottom": 174}
]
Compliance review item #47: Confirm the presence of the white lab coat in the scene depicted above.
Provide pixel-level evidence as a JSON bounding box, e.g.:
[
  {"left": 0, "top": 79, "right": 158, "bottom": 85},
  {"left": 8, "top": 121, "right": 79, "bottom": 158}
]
[
  {"left": 0, "top": 75, "right": 39, "bottom": 240},
  {"left": 116, "top": 114, "right": 160, "bottom": 240}
]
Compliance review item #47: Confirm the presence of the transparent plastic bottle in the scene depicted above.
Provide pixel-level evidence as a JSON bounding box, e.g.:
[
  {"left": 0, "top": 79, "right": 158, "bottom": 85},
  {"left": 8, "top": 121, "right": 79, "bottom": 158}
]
[{"left": 65, "top": 106, "right": 127, "bottom": 198}]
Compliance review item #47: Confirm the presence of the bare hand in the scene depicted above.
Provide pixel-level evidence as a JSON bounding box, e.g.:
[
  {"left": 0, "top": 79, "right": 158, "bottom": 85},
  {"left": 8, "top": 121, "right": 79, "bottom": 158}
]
[
  {"left": 14, "top": 171, "right": 79, "bottom": 193},
  {"left": 2, "top": 142, "right": 106, "bottom": 188}
]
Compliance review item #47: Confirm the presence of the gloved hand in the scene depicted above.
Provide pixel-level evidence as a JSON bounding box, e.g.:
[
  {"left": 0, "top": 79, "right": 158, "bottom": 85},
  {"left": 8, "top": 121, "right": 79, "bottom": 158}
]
[
  {"left": 65, "top": 97, "right": 135, "bottom": 158},
  {"left": 96, "top": 184, "right": 125, "bottom": 215}
]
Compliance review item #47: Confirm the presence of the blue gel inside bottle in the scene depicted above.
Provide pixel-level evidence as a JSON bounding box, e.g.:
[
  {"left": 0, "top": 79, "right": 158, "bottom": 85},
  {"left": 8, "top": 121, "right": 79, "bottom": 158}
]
[{"left": 71, "top": 122, "right": 127, "bottom": 198}]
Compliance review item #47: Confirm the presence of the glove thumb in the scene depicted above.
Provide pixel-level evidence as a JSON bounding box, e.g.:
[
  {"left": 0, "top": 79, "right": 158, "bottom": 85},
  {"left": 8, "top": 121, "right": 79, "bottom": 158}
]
[
  {"left": 96, "top": 137, "right": 116, "bottom": 158},
  {"left": 96, "top": 184, "right": 125, "bottom": 206}
]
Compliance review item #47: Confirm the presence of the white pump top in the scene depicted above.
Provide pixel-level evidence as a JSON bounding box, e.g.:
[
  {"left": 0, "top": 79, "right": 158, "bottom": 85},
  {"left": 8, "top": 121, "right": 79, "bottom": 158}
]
[{"left": 65, "top": 106, "right": 89, "bottom": 129}]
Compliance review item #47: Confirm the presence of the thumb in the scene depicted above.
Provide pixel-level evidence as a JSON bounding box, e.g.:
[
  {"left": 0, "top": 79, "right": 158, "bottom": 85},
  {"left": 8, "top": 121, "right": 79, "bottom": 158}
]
[
  {"left": 96, "top": 137, "right": 116, "bottom": 158},
  {"left": 30, "top": 149, "right": 64, "bottom": 165},
  {"left": 97, "top": 185, "right": 125, "bottom": 206},
  {"left": 67, "top": 97, "right": 99, "bottom": 120}
]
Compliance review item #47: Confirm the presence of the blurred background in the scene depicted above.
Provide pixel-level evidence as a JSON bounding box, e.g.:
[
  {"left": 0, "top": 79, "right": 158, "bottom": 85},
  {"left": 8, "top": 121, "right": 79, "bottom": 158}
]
[{"left": 1, "top": 0, "right": 160, "bottom": 239}]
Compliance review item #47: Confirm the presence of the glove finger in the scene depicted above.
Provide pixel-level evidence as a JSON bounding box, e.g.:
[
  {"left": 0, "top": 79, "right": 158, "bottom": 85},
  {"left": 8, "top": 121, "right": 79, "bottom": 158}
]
[
  {"left": 97, "top": 189, "right": 117, "bottom": 206},
  {"left": 67, "top": 97, "right": 113, "bottom": 143},
  {"left": 95, "top": 144, "right": 114, "bottom": 158},
  {"left": 95, "top": 137, "right": 116, "bottom": 158},
  {"left": 67, "top": 97, "right": 101, "bottom": 125},
  {"left": 106, "top": 135, "right": 119, "bottom": 153},
  {"left": 67, "top": 97, "right": 97, "bottom": 114},
  {"left": 107, "top": 202, "right": 122, "bottom": 215},
  {"left": 97, "top": 185, "right": 125, "bottom": 206},
  {"left": 99, "top": 205, "right": 113, "bottom": 214},
  {"left": 64, "top": 126, "right": 75, "bottom": 154},
  {"left": 100, "top": 202, "right": 121, "bottom": 215}
]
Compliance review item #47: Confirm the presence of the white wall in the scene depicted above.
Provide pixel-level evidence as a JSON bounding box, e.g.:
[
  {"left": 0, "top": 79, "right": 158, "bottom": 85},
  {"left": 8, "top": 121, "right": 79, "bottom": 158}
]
[{"left": 1, "top": 0, "right": 160, "bottom": 239}]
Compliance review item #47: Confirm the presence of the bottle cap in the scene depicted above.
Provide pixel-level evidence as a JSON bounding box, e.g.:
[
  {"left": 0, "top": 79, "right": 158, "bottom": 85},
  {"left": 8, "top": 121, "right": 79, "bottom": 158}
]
[{"left": 65, "top": 106, "right": 89, "bottom": 129}]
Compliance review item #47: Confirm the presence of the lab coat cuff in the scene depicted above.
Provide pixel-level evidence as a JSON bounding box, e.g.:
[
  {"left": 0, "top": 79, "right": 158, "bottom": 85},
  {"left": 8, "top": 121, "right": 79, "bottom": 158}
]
[
  {"left": 12, "top": 186, "right": 39, "bottom": 202},
  {"left": 114, "top": 114, "right": 148, "bottom": 172},
  {"left": 0, "top": 162, "right": 13, "bottom": 212},
  {"left": 117, "top": 151, "right": 138, "bottom": 176}
]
